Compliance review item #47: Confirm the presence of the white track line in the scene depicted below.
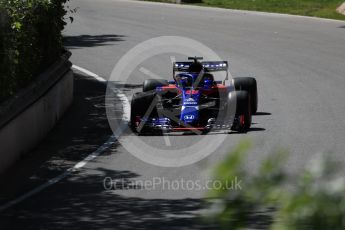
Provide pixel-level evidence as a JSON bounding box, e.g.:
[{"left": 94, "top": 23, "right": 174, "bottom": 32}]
[
  {"left": 72, "top": 65, "right": 106, "bottom": 83},
  {"left": 0, "top": 65, "right": 130, "bottom": 212}
]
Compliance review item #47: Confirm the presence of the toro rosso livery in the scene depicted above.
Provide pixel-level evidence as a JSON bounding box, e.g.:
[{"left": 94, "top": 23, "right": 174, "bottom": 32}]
[{"left": 130, "top": 57, "right": 258, "bottom": 134}]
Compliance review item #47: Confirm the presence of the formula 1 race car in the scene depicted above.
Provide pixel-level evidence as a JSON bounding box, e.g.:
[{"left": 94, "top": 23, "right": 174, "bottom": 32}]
[{"left": 130, "top": 57, "right": 258, "bottom": 135}]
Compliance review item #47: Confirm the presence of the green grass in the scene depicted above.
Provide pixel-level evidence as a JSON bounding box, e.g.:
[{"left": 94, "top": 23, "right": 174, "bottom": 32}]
[{"left": 144, "top": 0, "right": 345, "bottom": 20}]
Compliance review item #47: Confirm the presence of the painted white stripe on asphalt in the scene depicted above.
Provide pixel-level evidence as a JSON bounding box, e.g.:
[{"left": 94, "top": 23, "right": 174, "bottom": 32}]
[
  {"left": 72, "top": 65, "right": 106, "bottom": 82},
  {"left": 0, "top": 65, "right": 130, "bottom": 212},
  {"left": 73, "top": 65, "right": 130, "bottom": 122}
]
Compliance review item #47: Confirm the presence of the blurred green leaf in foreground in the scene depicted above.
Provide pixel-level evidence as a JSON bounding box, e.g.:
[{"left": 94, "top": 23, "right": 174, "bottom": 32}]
[{"left": 206, "top": 139, "right": 345, "bottom": 230}]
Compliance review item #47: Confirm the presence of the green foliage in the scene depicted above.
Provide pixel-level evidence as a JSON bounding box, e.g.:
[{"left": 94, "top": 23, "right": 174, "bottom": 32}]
[
  {"left": 207, "top": 140, "right": 345, "bottom": 229},
  {"left": 199, "top": 0, "right": 345, "bottom": 20},
  {"left": 0, "top": 0, "right": 70, "bottom": 102},
  {"left": 271, "top": 155, "right": 345, "bottom": 230},
  {"left": 145, "top": 0, "right": 345, "bottom": 20}
]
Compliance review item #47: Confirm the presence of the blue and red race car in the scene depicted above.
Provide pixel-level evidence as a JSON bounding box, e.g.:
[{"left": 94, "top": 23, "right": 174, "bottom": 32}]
[{"left": 130, "top": 57, "right": 258, "bottom": 134}]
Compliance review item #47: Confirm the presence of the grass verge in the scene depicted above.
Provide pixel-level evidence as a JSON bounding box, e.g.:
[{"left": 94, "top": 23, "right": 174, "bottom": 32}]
[{"left": 143, "top": 0, "right": 345, "bottom": 20}]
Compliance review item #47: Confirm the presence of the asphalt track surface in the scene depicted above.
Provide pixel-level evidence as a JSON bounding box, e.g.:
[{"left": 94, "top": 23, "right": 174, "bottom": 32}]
[{"left": 0, "top": 0, "right": 345, "bottom": 229}]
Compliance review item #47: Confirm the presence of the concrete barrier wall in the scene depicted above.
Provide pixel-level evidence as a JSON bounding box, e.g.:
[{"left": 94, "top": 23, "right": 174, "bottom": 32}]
[{"left": 0, "top": 52, "right": 73, "bottom": 173}]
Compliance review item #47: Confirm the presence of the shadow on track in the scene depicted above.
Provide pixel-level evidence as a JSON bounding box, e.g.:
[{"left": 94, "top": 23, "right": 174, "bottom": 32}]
[
  {"left": 253, "top": 112, "right": 271, "bottom": 116},
  {"left": 0, "top": 167, "right": 271, "bottom": 229},
  {"left": 63, "top": 34, "right": 126, "bottom": 49},
  {"left": 0, "top": 166, "right": 209, "bottom": 229}
]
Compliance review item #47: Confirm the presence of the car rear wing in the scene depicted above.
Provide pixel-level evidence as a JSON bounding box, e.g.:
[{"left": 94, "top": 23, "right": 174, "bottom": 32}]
[
  {"left": 173, "top": 61, "right": 229, "bottom": 82},
  {"left": 173, "top": 61, "right": 228, "bottom": 72}
]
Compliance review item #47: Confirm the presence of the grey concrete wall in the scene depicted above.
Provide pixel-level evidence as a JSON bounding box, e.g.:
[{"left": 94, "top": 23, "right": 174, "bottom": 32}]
[{"left": 0, "top": 70, "right": 73, "bottom": 173}]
